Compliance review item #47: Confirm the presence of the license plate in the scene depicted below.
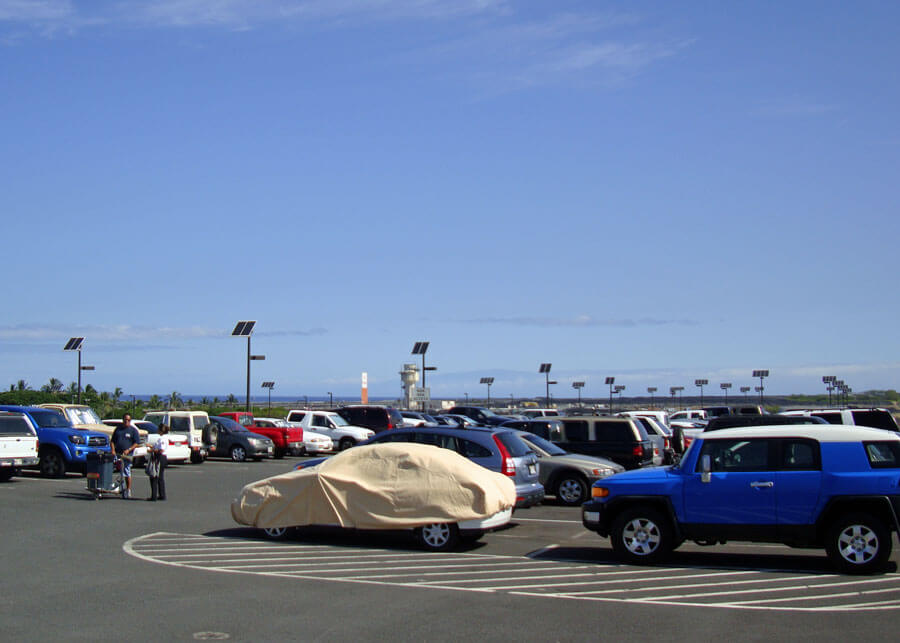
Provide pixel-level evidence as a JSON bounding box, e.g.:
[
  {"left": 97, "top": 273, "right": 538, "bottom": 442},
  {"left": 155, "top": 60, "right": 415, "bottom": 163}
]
[{"left": 584, "top": 511, "right": 600, "bottom": 523}]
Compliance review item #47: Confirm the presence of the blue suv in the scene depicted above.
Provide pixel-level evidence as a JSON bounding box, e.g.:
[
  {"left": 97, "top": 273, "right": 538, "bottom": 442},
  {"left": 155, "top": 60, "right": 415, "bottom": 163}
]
[
  {"left": 582, "top": 425, "right": 900, "bottom": 574},
  {"left": 0, "top": 405, "right": 110, "bottom": 477}
]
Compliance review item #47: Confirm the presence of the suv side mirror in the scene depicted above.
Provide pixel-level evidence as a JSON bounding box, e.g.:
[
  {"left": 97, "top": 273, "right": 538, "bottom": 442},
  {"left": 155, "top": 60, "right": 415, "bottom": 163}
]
[{"left": 701, "top": 454, "right": 711, "bottom": 483}]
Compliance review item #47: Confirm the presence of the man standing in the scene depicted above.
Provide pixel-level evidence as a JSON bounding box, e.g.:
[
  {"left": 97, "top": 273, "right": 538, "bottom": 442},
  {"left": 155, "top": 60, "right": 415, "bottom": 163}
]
[{"left": 111, "top": 413, "right": 140, "bottom": 499}]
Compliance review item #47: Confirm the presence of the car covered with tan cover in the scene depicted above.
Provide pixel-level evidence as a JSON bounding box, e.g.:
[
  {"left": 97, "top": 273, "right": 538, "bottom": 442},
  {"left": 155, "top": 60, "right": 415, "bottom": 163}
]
[{"left": 231, "top": 442, "right": 516, "bottom": 550}]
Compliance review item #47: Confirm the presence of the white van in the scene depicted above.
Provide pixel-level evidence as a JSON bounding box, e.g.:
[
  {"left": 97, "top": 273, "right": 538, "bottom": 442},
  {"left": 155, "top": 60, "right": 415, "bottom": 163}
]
[{"left": 142, "top": 410, "right": 210, "bottom": 463}]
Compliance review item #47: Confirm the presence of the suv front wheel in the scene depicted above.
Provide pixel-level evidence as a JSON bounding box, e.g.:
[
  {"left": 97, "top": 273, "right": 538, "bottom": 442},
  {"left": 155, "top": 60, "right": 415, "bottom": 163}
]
[
  {"left": 825, "top": 513, "right": 892, "bottom": 574},
  {"left": 610, "top": 506, "right": 675, "bottom": 564}
]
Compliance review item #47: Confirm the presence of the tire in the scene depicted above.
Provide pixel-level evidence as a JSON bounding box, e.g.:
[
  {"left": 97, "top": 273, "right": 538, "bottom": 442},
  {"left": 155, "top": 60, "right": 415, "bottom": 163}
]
[
  {"left": 610, "top": 506, "right": 675, "bottom": 564},
  {"left": 190, "top": 452, "right": 204, "bottom": 464},
  {"left": 555, "top": 474, "right": 589, "bottom": 506},
  {"left": 273, "top": 448, "right": 285, "bottom": 459},
  {"left": 0, "top": 468, "right": 14, "bottom": 482},
  {"left": 415, "top": 523, "right": 460, "bottom": 552},
  {"left": 230, "top": 446, "right": 247, "bottom": 462},
  {"left": 825, "top": 513, "right": 892, "bottom": 574},
  {"left": 39, "top": 448, "right": 67, "bottom": 478},
  {"left": 263, "top": 526, "right": 290, "bottom": 540},
  {"left": 339, "top": 437, "right": 356, "bottom": 451}
]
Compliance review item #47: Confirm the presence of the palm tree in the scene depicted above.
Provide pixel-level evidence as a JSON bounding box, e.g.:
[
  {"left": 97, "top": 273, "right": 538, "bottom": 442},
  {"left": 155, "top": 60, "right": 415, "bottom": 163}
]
[
  {"left": 16, "top": 379, "right": 30, "bottom": 391},
  {"left": 148, "top": 394, "right": 162, "bottom": 409},
  {"left": 168, "top": 391, "right": 183, "bottom": 408},
  {"left": 226, "top": 394, "right": 238, "bottom": 408},
  {"left": 113, "top": 387, "right": 123, "bottom": 407},
  {"left": 42, "top": 378, "right": 64, "bottom": 393}
]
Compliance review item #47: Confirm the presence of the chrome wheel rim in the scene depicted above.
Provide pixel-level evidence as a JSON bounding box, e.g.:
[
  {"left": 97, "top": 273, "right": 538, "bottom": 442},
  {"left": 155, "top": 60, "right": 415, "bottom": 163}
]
[
  {"left": 264, "top": 527, "right": 287, "bottom": 539},
  {"left": 420, "top": 524, "right": 451, "bottom": 548},
  {"left": 232, "top": 447, "right": 246, "bottom": 461},
  {"left": 558, "top": 479, "right": 584, "bottom": 504},
  {"left": 622, "top": 517, "right": 661, "bottom": 556},
  {"left": 838, "top": 524, "right": 879, "bottom": 565}
]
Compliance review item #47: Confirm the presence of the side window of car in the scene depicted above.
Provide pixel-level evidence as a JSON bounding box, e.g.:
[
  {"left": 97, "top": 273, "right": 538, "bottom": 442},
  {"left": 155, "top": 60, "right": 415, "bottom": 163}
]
[
  {"left": 851, "top": 410, "right": 896, "bottom": 431},
  {"left": 864, "top": 442, "right": 900, "bottom": 468},
  {"left": 595, "top": 422, "right": 633, "bottom": 442},
  {"left": 458, "top": 438, "right": 493, "bottom": 458},
  {"left": 778, "top": 439, "right": 820, "bottom": 471},
  {"left": 563, "top": 421, "right": 588, "bottom": 441},
  {"left": 813, "top": 412, "right": 842, "bottom": 424},
  {"left": 171, "top": 417, "right": 189, "bottom": 432},
  {"left": 312, "top": 415, "right": 329, "bottom": 428},
  {"left": 698, "top": 439, "right": 770, "bottom": 472}
]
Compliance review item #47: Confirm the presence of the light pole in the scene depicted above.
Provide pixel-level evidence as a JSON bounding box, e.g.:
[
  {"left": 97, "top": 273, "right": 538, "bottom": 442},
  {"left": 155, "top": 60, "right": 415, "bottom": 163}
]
[
  {"left": 670, "top": 386, "right": 684, "bottom": 409},
  {"left": 480, "top": 377, "right": 494, "bottom": 408},
  {"left": 539, "top": 364, "right": 554, "bottom": 408},
  {"left": 823, "top": 375, "right": 836, "bottom": 406},
  {"left": 64, "top": 337, "right": 94, "bottom": 405},
  {"left": 327, "top": 391, "right": 333, "bottom": 407},
  {"left": 720, "top": 382, "right": 732, "bottom": 406},
  {"left": 752, "top": 370, "right": 769, "bottom": 407},
  {"left": 740, "top": 385, "right": 751, "bottom": 400},
  {"left": 695, "top": 379, "right": 708, "bottom": 408},
  {"left": 412, "top": 342, "right": 436, "bottom": 410},
  {"left": 232, "top": 321, "right": 264, "bottom": 412},
  {"left": 614, "top": 384, "right": 625, "bottom": 410},
  {"left": 262, "top": 381, "right": 275, "bottom": 409},
  {"left": 605, "top": 377, "right": 615, "bottom": 413},
  {"left": 670, "top": 386, "right": 677, "bottom": 408},
  {"left": 647, "top": 387, "right": 657, "bottom": 409},
  {"left": 573, "top": 381, "right": 585, "bottom": 406}
]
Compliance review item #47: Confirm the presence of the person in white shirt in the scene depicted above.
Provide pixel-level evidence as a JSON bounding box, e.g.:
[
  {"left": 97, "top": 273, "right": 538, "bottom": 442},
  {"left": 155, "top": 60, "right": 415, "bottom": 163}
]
[{"left": 147, "top": 424, "right": 169, "bottom": 501}]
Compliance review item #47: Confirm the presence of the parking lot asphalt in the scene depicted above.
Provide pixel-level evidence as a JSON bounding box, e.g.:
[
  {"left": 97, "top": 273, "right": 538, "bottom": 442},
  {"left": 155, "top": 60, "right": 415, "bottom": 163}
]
[{"left": 3, "top": 458, "right": 900, "bottom": 642}]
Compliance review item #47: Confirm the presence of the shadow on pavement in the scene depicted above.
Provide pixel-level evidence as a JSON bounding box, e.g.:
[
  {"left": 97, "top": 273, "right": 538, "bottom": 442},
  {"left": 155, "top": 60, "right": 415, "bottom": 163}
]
[{"left": 528, "top": 545, "right": 898, "bottom": 575}]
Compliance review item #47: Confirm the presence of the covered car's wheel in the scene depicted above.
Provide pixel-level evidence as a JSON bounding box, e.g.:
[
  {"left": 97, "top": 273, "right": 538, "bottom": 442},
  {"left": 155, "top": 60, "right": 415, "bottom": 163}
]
[
  {"left": 826, "top": 513, "right": 892, "bottom": 574},
  {"left": 339, "top": 437, "right": 355, "bottom": 451},
  {"left": 262, "top": 526, "right": 290, "bottom": 540},
  {"left": 610, "top": 507, "right": 674, "bottom": 564},
  {"left": 416, "top": 523, "right": 460, "bottom": 552},
  {"left": 0, "top": 468, "right": 15, "bottom": 482},
  {"left": 230, "top": 446, "right": 247, "bottom": 462},
  {"left": 555, "top": 475, "right": 589, "bottom": 506},
  {"left": 39, "top": 448, "right": 66, "bottom": 478}
]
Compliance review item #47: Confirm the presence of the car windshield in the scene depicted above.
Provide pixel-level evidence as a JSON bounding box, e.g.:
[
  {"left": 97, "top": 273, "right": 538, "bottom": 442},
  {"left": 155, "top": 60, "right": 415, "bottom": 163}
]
[
  {"left": 480, "top": 408, "right": 499, "bottom": 418},
  {"left": 29, "top": 410, "right": 71, "bottom": 428},
  {"left": 215, "top": 417, "right": 249, "bottom": 432},
  {"left": 65, "top": 408, "right": 101, "bottom": 424},
  {"left": 521, "top": 433, "right": 567, "bottom": 456},
  {"left": 328, "top": 414, "right": 349, "bottom": 426}
]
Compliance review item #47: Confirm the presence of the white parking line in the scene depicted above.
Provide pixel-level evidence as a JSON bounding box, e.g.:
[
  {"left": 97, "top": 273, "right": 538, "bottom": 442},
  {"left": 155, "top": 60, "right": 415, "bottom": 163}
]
[{"left": 642, "top": 576, "right": 900, "bottom": 602}]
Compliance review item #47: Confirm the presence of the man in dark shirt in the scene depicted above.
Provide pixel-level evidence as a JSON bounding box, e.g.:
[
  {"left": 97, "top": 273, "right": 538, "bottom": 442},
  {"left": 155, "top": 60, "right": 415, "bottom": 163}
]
[{"left": 111, "top": 413, "right": 141, "bottom": 499}]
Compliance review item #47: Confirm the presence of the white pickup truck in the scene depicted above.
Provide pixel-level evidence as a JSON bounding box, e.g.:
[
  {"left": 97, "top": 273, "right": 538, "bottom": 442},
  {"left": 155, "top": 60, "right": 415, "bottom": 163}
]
[
  {"left": 0, "top": 411, "right": 40, "bottom": 482},
  {"left": 285, "top": 410, "right": 374, "bottom": 450}
]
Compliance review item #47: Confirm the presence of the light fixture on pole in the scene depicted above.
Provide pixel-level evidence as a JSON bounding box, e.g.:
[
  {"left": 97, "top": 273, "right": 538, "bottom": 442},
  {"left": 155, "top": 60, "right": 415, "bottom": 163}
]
[
  {"left": 327, "top": 391, "right": 333, "bottom": 407},
  {"left": 63, "top": 337, "right": 93, "bottom": 404},
  {"left": 573, "top": 381, "right": 585, "bottom": 406},
  {"left": 823, "top": 375, "right": 836, "bottom": 406},
  {"left": 539, "top": 364, "right": 553, "bottom": 408},
  {"left": 605, "top": 377, "right": 615, "bottom": 413},
  {"left": 647, "top": 387, "right": 657, "bottom": 409},
  {"left": 261, "top": 381, "right": 275, "bottom": 409},
  {"left": 412, "top": 342, "right": 436, "bottom": 410},
  {"left": 694, "top": 379, "right": 708, "bottom": 408},
  {"left": 233, "top": 321, "right": 264, "bottom": 412},
  {"left": 480, "top": 377, "right": 494, "bottom": 407},
  {"left": 671, "top": 385, "right": 684, "bottom": 409},
  {"left": 669, "top": 386, "right": 677, "bottom": 407},
  {"left": 835, "top": 380, "right": 846, "bottom": 408},
  {"left": 752, "top": 370, "right": 769, "bottom": 406},
  {"left": 740, "top": 385, "right": 751, "bottom": 399},
  {"left": 720, "top": 382, "right": 732, "bottom": 405},
  {"left": 614, "top": 384, "right": 626, "bottom": 409}
]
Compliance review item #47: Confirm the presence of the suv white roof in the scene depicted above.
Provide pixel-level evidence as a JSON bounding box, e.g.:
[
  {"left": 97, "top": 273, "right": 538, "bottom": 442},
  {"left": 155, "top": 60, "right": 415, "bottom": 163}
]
[{"left": 700, "top": 424, "right": 900, "bottom": 443}]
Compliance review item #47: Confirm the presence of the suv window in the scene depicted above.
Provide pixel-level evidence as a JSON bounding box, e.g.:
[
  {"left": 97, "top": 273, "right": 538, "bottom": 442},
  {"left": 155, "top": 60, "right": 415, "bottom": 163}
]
[
  {"left": 851, "top": 410, "right": 898, "bottom": 432},
  {"left": 287, "top": 411, "right": 306, "bottom": 423},
  {"left": 779, "top": 439, "right": 820, "bottom": 471},
  {"left": 312, "top": 415, "right": 331, "bottom": 428},
  {"left": 171, "top": 416, "right": 190, "bottom": 432},
  {"left": 458, "top": 438, "right": 493, "bottom": 458},
  {"left": 494, "top": 432, "right": 531, "bottom": 457},
  {"left": 29, "top": 410, "right": 70, "bottom": 428},
  {"left": 865, "top": 441, "right": 900, "bottom": 468},
  {"left": 596, "top": 421, "right": 635, "bottom": 442},
  {"left": 0, "top": 416, "right": 35, "bottom": 436},
  {"left": 699, "top": 438, "right": 770, "bottom": 472},
  {"left": 562, "top": 420, "right": 588, "bottom": 441},
  {"left": 813, "top": 412, "right": 842, "bottom": 424}
]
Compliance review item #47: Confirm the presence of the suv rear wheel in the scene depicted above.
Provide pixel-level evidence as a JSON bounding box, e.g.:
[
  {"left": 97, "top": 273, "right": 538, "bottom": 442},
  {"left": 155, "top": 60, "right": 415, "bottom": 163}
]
[
  {"left": 825, "top": 513, "right": 892, "bottom": 574},
  {"left": 611, "top": 506, "right": 674, "bottom": 564}
]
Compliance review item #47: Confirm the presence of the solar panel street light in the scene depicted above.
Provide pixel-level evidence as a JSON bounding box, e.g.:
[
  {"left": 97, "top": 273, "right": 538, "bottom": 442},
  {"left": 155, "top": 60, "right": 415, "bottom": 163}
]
[
  {"left": 539, "top": 363, "right": 552, "bottom": 374},
  {"left": 573, "top": 381, "right": 585, "bottom": 405},
  {"left": 647, "top": 386, "right": 657, "bottom": 408},
  {"left": 262, "top": 381, "right": 275, "bottom": 409},
  {"left": 694, "top": 379, "right": 709, "bottom": 408},
  {"left": 64, "top": 337, "right": 89, "bottom": 403},
  {"left": 740, "top": 386, "right": 751, "bottom": 399},
  {"left": 606, "top": 377, "right": 616, "bottom": 413},
  {"left": 480, "top": 377, "right": 495, "bottom": 407},
  {"left": 233, "top": 320, "right": 259, "bottom": 412},
  {"left": 752, "top": 370, "right": 769, "bottom": 406},
  {"left": 720, "top": 382, "right": 732, "bottom": 405},
  {"left": 412, "top": 342, "right": 435, "bottom": 392}
]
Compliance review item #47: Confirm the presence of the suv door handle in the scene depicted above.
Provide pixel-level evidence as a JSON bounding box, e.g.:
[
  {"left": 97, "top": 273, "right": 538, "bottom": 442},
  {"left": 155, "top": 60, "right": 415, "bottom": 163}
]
[{"left": 750, "top": 481, "right": 774, "bottom": 488}]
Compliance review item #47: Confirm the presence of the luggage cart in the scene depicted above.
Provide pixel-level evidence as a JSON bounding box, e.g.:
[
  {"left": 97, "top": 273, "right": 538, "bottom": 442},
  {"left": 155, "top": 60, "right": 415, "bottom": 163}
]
[{"left": 86, "top": 452, "right": 130, "bottom": 499}]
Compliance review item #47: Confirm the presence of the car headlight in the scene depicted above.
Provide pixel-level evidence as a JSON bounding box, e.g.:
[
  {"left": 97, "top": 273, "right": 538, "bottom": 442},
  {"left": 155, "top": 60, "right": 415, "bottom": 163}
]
[
  {"left": 593, "top": 467, "right": 614, "bottom": 477},
  {"left": 68, "top": 434, "right": 86, "bottom": 445}
]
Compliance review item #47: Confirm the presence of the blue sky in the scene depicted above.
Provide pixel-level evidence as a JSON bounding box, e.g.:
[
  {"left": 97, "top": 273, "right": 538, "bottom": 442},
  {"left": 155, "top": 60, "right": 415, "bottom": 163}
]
[{"left": 2, "top": 1, "right": 898, "bottom": 401}]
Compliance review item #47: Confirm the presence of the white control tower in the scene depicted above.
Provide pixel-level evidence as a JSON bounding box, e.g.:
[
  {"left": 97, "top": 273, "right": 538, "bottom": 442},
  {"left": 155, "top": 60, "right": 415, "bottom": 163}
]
[{"left": 400, "top": 363, "right": 419, "bottom": 409}]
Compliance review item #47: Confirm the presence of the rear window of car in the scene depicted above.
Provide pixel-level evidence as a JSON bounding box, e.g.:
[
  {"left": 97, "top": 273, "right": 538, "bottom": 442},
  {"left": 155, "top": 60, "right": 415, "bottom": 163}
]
[
  {"left": 851, "top": 411, "right": 898, "bottom": 432},
  {"left": 0, "top": 416, "right": 35, "bottom": 436},
  {"left": 388, "top": 409, "right": 404, "bottom": 427},
  {"left": 170, "top": 416, "right": 191, "bottom": 432},
  {"left": 494, "top": 431, "right": 532, "bottom": 457},
  {"left": 864, "top": 442, "right": 900, "bottom": 468}
]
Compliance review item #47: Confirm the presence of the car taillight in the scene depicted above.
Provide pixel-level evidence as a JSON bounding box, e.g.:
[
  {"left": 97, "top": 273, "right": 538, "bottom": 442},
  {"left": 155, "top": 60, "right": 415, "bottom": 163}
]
[
  {"left": 632, "top": 445, "right": 643, "bottom": 457},
  {"left": 664, "top": 437, "right": 670, "bottom": 449},
  {"left": 298, "top": 428, "right": 303, "bottom": 440},
  {"left": 492, "top": 434, "right": 516, "bottom": 477}
]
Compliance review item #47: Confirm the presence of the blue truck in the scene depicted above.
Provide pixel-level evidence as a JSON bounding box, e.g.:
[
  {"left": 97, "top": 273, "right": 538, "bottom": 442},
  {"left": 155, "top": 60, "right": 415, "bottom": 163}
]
[
  {"left": 0, "top": 405, "right": 110, "bottom": 477},
  {"left": 582, "top": 424, "right": 900, "bottom": 574}
]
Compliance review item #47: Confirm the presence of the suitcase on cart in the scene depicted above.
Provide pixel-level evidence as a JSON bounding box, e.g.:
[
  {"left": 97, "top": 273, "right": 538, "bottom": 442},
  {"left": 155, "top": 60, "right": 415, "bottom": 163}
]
[{"left": 86, "top": 452, "right": 115, "bottom": 494}]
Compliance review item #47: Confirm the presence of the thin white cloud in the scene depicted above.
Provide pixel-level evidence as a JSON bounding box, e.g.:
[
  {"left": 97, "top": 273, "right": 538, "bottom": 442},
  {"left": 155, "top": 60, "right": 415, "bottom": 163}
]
[
  {"left": 0, "top": 323, "right": 325, "bottom": 342},
  {"left": 463, "top": 315, "right": 699, "bottom": 328}
]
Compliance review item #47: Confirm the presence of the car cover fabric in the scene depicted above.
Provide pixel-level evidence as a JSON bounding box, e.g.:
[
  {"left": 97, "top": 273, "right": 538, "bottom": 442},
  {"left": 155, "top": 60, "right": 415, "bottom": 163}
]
[{"left": 231, "top": 442, "right": 516, "bottom": 530}]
